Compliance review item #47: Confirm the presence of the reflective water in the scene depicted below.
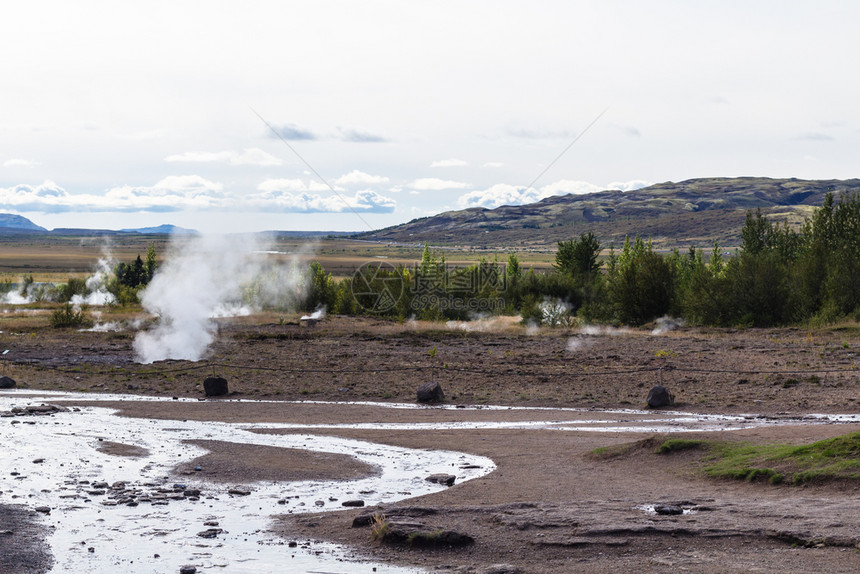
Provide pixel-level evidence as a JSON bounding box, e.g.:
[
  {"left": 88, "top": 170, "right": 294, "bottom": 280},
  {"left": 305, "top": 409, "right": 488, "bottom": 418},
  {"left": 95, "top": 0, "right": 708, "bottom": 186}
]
[{"left": 0, "top": 392, "right": 493, "bottom": 573}]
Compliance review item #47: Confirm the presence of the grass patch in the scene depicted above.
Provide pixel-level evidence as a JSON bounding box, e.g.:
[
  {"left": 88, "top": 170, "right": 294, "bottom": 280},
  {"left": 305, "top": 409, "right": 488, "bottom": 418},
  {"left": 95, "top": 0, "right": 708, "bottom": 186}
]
[
  {"left": 370, "top": 513, "right": 389, "bottom": 541},
  {"left": 704, "top": 431, "right": 860, "bottom": 485},
  {"left": 655, "top": 438, "right": 706, "bottom": 454}
]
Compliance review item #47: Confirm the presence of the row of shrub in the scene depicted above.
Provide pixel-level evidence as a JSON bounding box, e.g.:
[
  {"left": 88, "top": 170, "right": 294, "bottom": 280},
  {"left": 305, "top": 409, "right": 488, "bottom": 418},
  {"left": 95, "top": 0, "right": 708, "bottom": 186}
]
[{"left": 308, "top": 192, "right": 860, "bottom": 328}]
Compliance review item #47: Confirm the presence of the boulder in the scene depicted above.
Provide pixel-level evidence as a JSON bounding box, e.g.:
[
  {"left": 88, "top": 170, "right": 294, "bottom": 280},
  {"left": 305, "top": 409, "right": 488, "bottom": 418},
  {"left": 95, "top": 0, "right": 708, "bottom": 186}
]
[
  {"left": 646, "top": 385, "right": 674, "bottom": 408},
  {"left": 426, "top": 473, "right": 456, "bottom": 486},
  {"left": 342, "top": 500, "right": 365, "bottom": 507},
  {"left": 0, "top": 376, "right": 16, "bottom": 389},
  {"left": 203, "top": 376, "right": 228, "bottom": 397},
  {"left": 416, "top": 381, "right": 444, "bottom": 403},
  {"left": 654, "top": 504, "right": 683, "bottom": 515}
]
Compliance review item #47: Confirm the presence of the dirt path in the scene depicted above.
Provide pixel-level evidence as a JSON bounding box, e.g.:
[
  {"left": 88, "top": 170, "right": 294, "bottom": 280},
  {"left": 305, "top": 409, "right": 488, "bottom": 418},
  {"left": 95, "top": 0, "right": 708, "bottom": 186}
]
[{"left": 2, "top": 315, "right": 860, "bottom": 572}]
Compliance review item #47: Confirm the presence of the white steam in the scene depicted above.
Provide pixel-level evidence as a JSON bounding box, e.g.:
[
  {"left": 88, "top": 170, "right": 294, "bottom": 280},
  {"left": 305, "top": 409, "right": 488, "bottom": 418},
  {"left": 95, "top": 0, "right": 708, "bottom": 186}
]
[
  {"left": 651, "top": 316, "right": 684, "bottom": 335},
  {"left": 71, "top": 253, "right": 116, "bottom": 306},
  {"left": 300, "top": 305, "right": 326, "bottom": 321},
  {"left": 446, "top": 314, "right": 521, "bottom": 332},
  {"left": 133, "top": 234, "right": 309, "bottom": 364}
]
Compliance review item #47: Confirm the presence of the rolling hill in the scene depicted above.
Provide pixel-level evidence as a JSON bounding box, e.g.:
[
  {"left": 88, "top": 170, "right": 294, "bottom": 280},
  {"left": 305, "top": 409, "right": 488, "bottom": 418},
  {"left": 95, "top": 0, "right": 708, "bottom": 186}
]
[{"left": 359, "top": 177, "right": 860, "bottom": 249}]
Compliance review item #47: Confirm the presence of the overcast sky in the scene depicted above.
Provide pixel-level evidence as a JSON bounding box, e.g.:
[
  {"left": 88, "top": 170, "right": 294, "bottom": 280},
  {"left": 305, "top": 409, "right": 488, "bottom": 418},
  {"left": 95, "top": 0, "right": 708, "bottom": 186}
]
[{"left": 1, "top": 1, "right": 858, "bottom": 233}]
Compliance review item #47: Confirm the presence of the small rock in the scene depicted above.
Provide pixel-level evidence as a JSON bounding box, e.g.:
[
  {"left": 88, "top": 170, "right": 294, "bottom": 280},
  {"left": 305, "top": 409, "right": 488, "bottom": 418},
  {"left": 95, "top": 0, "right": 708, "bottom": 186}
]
[
  {"left": 0, "top": 376, "right": 16, "bottom": 389},
  {"left": 646, "top": 385, "right": 674, "bottom": 408},
  {"left": 34, "top": 506, "right": 51, "bottom": 514},
  {"left": 425, "top": 473, "right": 456, "bottom": 486},
  {"left": 203, "top": 521, "right": 219, "bottom": 527},
  {"left": 288, "top": 541, "right": 298, "bottom": 548},
  {"left": 228, "top": 488, "right": 250, "bottom": 496},
  {"left": 179, "top": 566, "right": 197, "bottom": 574},
  {"left": 654, "top": 504, "right": 683, "bottom": 516},
  {"left": 314, "top": 500, "right": 325, "bottom": 507},
  {"left": 32, "top": 458, "right": 44, "bottom": 464},
  {"left": 416, "top": 381, "right": 444, "bottom": 403},
  {"left": 196, "top": 528, "right": 223, "bottom": 539},
  {"left": 203, "top": 376, "right": 229, "bottom": 397},
  {"left": 342, "top": 500, "right": 365, "bottom": 507}
]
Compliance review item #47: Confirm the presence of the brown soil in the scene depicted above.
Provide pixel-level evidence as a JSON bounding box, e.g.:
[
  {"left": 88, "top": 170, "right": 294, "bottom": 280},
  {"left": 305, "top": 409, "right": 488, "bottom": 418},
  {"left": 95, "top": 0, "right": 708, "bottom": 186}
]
[
  {"left": 174, "top": 439, "right": 378, "bottom": 483},
  {"left": 95, "top": 440, "right": 149, "bottom": 457},
  {"left": 2, "top": 315, "right": 860, "bottom": 572},
  {"left": 4, "top": 315, "right": 860, "bottom": 415},
  {"left": 0, "top": 505, "right": 53, "bottom": 574}
]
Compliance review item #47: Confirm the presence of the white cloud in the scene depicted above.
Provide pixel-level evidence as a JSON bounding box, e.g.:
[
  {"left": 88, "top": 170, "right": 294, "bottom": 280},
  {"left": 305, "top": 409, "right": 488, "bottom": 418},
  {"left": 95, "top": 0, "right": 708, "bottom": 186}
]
[
  {"left": 458, "top": 184, "right": 539, "bottom": 209},
  {"left": 0, "top": 176, "right": 394, "bottom": 214},
  {"left": 334, "top": 170, "right": 390, "bottom": 186},
  {"left": 256, "top": 178, "right": 309, "bottom": 193},
  {"left": 408, "top": 178, "right": 470, "bottom": 191},
  {"left": 430, "top": 158, "right": 467, "bottom": 168},
  {"left": 0, "top": 177, "right": 225, "bottom": 213},
  {"left": 456, "top": 179, "right": 607, "bottom": 209},
  {"left": 246, "top": 188, "right": 395, "bottom": 213},
  {"left": 482, "top": 162, "right": 504, "bottom": 168},
  {"left": 409, "top": 190, "right": 420, "bottom": 195},
  {"left": 3, "top": 159, "right": 39, "bottom": 168},
  {"left": 606, "top": 180, "right": 652, "bottom": 191},
  {"left": 165, "top": 148, "right": 282, "bottom": 166},
  {"left": 539, "top": 180, "right": 602, "bottom": 196}
]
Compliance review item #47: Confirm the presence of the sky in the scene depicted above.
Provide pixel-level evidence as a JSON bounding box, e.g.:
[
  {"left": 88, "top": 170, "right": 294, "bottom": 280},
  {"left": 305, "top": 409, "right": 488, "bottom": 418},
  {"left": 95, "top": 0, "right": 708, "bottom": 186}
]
[{"left": 1, "top": 1, "right": 858, "bottom": 233}]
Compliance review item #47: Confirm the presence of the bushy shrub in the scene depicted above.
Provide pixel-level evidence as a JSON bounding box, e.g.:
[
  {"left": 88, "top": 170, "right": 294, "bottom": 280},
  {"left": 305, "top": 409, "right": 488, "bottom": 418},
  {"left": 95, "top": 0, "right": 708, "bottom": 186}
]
[{"left": 50, "top": 304, "right": 91, "bottom": 328}]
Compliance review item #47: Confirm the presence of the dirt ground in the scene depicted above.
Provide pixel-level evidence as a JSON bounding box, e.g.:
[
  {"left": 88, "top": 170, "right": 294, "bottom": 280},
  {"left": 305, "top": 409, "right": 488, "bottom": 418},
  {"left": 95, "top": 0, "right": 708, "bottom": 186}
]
[{"left": 2, "top": 314, "right": 860, "bottom": 572}]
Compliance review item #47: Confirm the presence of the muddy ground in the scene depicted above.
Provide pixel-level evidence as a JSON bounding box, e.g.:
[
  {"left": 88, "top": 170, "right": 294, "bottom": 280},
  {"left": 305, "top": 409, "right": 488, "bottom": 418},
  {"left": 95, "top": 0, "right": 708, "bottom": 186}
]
[{"left": 2, "top": 314, "right": 860, "bottom": 572}]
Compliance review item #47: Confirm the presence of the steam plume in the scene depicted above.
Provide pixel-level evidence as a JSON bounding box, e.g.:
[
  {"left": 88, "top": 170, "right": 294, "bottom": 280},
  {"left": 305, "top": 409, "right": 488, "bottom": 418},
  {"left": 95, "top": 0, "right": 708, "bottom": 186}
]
[{"left": 133, "top": 234, "right": 308, "bottom": 363}]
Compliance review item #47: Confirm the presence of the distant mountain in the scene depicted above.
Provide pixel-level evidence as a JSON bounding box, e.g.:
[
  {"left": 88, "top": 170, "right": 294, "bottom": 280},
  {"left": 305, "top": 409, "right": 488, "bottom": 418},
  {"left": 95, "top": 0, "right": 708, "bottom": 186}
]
[
  {"left": 0, "top": 213, "right": 47, "bottom": 233},
  {"left": 119, "top": 224, "right": 197, "bottom": 235},
  {"left": 358, "top": 177, "right": 860, "bottom": 249}
]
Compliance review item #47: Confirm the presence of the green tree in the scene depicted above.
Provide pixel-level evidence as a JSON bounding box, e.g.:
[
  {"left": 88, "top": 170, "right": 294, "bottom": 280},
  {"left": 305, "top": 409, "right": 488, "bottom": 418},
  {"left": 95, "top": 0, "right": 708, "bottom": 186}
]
[
  {"left": 607, "top": 236, "right": 675, "bottom": 326},
  {"left": 554, "top": 232, "right": 601, "bottom": 277}
]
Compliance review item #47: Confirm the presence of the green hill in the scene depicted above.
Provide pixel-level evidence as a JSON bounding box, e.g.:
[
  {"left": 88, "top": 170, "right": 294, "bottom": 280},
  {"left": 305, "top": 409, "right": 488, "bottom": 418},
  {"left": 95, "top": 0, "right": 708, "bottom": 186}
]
[{"left": 360, "top": 177, "right": 860, "bottom": 249}]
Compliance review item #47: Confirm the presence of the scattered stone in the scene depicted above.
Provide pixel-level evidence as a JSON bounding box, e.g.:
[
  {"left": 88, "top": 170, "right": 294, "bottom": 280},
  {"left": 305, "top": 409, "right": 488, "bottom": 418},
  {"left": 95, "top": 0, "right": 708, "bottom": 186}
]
[
  {"left": 654, "top": 504, "right": 683, "bottom": 516},
  {"left": 342, "top": 500, "right": 365, "bottom": 507},
  {"left": 203, "top": 376, "right": 229, "bottom": 397},
  {"left": 314, "top": 500, "right": 325, "bottom": 507},
  {"left": 183, "top": 489, "right": 201, "bottom": 498},
  {"left": 0, "top": 376, "right": 16, "bottom": 389},
  {"left": 203, "top": 521, "right": 219, "bottom": 527},
  {"left": 477, "top": 566, "right": 522, "bottom": 574},
  {"left": 34, "top": 506, "right": 50, "bottom": 515},
  {"left": 228, "top": 488, "right": 250, "bottom": 496},
  {"left": 32, "top": 458, "right": 44, "bottom": 464},
  {"left": 179, "top": 566, "right": 197, "bottom": 574},
  {"left": 416, "top": 381, "right": 444, "bottom": 403},
  {"left": 288, "top": 541, "right": 298, "bottom": 548},
  {"left": 646, "top": 385, "right": 674, "bottom": 408},
  {"left": 196, "top": 528, "right": 223, "bottom": 539},
  {"left": 426, "top": 473, "right": 456, "bottom": 486}
]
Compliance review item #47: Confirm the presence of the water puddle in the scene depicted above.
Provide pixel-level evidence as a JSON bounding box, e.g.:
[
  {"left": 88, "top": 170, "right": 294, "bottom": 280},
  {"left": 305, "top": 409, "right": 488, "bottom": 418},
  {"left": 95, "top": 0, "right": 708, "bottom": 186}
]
[{"left": 0, "top": 392, "right": 493, "bottom": 573}]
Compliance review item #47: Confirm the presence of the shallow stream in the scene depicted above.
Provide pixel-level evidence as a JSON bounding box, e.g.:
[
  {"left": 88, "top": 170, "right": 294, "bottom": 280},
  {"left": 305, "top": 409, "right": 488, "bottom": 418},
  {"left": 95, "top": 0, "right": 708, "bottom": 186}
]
[{"left": 2, "top": 390, "right": 859, "bottom": 573}]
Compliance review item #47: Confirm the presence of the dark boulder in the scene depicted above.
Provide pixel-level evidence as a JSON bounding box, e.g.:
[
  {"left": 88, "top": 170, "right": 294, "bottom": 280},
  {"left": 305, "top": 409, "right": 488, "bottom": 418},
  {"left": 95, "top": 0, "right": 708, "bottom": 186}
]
[
  {"left": 203, "top": 376, "right": 228, "bottom": 397},
  {"left": 426, "top": 473, "right": 456, "bottom": 486},
  {"left": 654, "top": 504, "right": 683, "bottom": 515},
  {"left": 0, "top": 376, "right": 16, "bottom": 389},
  {"left": 416, "top": 381, "right": 444, "bottom": 403},
  {"left": 646, "top": 385, "right": 674, "bottom": 408},
  {"left": 342, "top": 500, "right": 365, "bottom": 507}
]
